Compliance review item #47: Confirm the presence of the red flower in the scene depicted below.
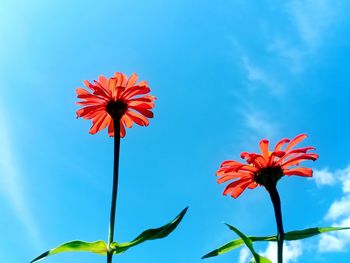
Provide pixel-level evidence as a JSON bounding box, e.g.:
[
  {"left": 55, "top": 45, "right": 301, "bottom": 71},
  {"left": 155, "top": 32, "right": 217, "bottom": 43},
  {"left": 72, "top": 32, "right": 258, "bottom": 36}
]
[
  {"left": 76, "top": 72, "right": 155, "bottom": 137},
  {"left": 217, "top": 134, "right": 318, "bottom": 198}
]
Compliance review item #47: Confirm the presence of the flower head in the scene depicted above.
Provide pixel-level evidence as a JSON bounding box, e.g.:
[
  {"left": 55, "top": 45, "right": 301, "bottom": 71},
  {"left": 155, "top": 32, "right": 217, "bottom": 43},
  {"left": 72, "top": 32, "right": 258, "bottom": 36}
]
[
  {"left": 217, "top": 134, "right": 318, "bottom": 198},
  {"left": 76, "top": 72, "right": 155, "bottom": 137}
]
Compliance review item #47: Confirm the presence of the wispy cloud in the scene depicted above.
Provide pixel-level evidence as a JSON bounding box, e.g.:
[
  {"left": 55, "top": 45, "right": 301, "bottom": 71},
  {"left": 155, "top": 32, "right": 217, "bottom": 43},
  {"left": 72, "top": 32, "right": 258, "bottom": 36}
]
[
  {"left": 267, "top": 0, "right": 343, "bottom": 73},
  {"left": 237, "top": 55, "right": 281, "bottom": 145},
  {"left": 313, "top": 165, "right": 350, "bottom": 253},
  {"left": 241, "top": 56, "right": 284, "bottom": 96},
  {"left": 227, "top": 52, "right": 281, "bottom": 148},
  {"left": 267, "top": 38, "right": 305, "bottom": 74},
  {"left": 0, "top": 103, "right": 42, "bottom": 248},
  {"left": 325, "top": 196, "right": 350, "bottom": 221},
  {"left": 238, "top": 247, "right": 250, "bottom": 263},
  {"left": 287, "top": 0, "right": 337, "bottom": 49},
  {"left": 238, "top": 241, "right": 303, "bottom": 263},
  {"left": 318, "top": 233, "right": 345, "bottom": 252},
  {"left": 261, "top": 241, "right": 303, "bottom": 263},
  {"left": 313, "top": 168, "right": 336, "bottom": 187},
  {"left": 243, "top": 110, "right": 279, "bottom": 140},
  {"left": 236, "top": 167, "right": 350, "bottom": 260},
  {"left": 319, "top": 215, "right": 350, "bottom": 252}
]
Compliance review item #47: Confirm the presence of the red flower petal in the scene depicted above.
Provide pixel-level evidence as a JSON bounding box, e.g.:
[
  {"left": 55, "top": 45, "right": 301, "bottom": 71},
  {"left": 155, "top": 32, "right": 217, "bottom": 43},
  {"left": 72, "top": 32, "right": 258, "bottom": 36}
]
[
  {"left": 114, "top": 72, "right": 127, "bottom": 87},
  {"left": 217, "top": 134, "right": 318, "bottom": 199},
  {"left": 76, "top": 105, "right": 105, "bottom": 118},
  {"left": 120, "top": 121, "right": 126, "bottom": 138},
  {"left": 76, "top": 72, "right": 155, "bottom": 137},
  {"left": 108, "top": 121, "right": 114, "bottom": 137},
  {"left": 274, "top": 138, "right": 290, "bottom": 152},
  {"left": 128, "top": 100, "right": 155, "bottom": 109},
  {"left": 89, "top": 112, "right": 109, "bottom": 135},
  {"left": 223, "top": 178, "right": 253, "bottom": 198},
  {"left": 121, "top": 114, "right": 133, "bottom": 128},
  {"left": 284, "top": 167, "right": 313, "bottom": 177},
  {"left": 126, "top": 110, "right": 149, "bottom": 126},
  {"left": 280, "top": 153, "right": 318, "bottom": 168},
  {"left": 122, "top": 86, "right": 151, "bottom": 100},
  {"left": 217, "top": 172, "right": 253, "bottom": 183},
  {"left": 130, "top": 106, "right": 154, "bottom": 118},
  {"left": 285, "top": 134, "right": 307, "bottom": 152},
  {"left": 126, "top": 73, "right": 138, "bottom": 88},
  {"left": 259, "top": 139, "right": 269, "bottom": 160}
]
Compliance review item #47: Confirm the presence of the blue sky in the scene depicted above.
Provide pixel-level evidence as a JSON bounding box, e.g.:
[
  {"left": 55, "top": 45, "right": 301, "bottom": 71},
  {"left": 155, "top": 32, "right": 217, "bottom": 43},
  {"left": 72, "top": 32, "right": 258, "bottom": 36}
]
[{"left": 1, "top": 0, "right": 350, "bottom": 262}]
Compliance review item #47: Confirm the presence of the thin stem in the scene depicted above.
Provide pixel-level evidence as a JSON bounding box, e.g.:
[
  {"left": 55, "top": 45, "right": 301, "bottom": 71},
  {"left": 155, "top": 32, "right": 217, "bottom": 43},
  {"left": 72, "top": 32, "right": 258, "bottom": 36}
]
[
  {"left": 107, "top": 118, "right": 121, "bottom": 263},
  {"left": 267, "top": 185, "right": 284, "bottom": 263}
]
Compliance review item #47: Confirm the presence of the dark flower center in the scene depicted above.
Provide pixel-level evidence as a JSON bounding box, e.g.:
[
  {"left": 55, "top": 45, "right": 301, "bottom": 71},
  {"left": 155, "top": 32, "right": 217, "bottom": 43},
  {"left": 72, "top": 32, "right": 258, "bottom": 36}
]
[
  {"left": 254, "top": 166, "right": 284, "bottom": 189},
  {"left": 106, "top": 100, "right": 128, "bottom": 120}
]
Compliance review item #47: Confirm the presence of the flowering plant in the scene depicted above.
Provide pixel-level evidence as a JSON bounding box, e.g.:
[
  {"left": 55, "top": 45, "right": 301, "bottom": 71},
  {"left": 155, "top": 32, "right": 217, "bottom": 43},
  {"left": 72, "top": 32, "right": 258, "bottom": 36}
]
[
  {"left": 31, "top": 73, "right": 187, "bottom": 263},
  {"left": 204, "top": 134, "right": 349, "bottom": 263}
]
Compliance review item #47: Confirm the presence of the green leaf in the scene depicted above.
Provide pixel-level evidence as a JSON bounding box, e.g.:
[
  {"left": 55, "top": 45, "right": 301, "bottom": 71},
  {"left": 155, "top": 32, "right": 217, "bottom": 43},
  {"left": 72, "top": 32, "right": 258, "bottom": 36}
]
[
  {"left": 202, "top": 226, "right": 350, "bottom": 259},
  {"left": 202, "top": 235, "right": 275, "bottom": 258},
  {"left": 249, "top": 257, "right": 272, "bottom": 263},
  {"left": 30, "top": 240, "right": 107, "bottom": 262},
  {"left": 202, "top": 238, "right": 246, "bottom": 258},
  {"left": 222, "top": 224, "right": 271, "bottom": 263},
  {"left": 111, "top": 206, "right": 188, "bottom": 254},
  {"left": 284, "top": 227, "right": 350, "bottom": 241},
  {"left": 30, "top": 207, "right": 188, "bottom": 262}
]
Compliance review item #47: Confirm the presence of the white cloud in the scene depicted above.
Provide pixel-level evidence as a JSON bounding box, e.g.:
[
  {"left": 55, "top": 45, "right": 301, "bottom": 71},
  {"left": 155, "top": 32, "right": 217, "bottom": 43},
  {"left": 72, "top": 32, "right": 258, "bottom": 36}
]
[
  {"left": 315, "top": 165, "right": 350, "bottom": 253},
  {"left": 235, "top": 103, "right": 280, "bottom": 151},
  {"left": 0, "top": 104, "right": 42, "bottom": 248},
  {"left": 239, "top": 247, "right": 250, "bottom": 263},
  {"left": 319, "top": 233, "right": 346, "bottom": 252},
  {"left": 339, "top": 166, "right": 350, "bottom": 193},
  {"left": 287, "top": 0, "right": 337, "bottom": 49},
  {"left": 242, "top": 56, "right": 284, "bottom": 96},
  {"left": 243, "top": 110, "right": 279, "bottom": 141},
  {"left": 267, "top": 38, "right": 305, "bottom": 74},
  {"left": 313, "top": 166, "right": 350, "bottom": 190},
  {"left": 238, "top": 241, "right": 302, "bottom": 263},
  {"left": 318, "top": 215, "right": 350, "bottom": 252},
  {"left": 261, "top": 241, "right": 303, "bottom": 263},
  {"left": 325, "top": 196, "right": 350, "bottom": 221},
  {"left": 266, "top": 0, "right": 345, "bottom": 75},
  {"left": 313, "top": 168, "right": 336, "bottom": 187}
]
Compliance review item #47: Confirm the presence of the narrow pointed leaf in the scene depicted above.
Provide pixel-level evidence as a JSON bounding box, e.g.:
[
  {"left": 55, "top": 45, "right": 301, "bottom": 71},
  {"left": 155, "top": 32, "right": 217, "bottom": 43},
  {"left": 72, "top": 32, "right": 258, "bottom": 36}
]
[
  {"left": 202, "top": 239, "right": 246, "bottom": 258},
  {"left": 202, "top": 235, "right": 275, "bottom": 258},
  {"left": 111, "top": 207, "right": 188, "bottom": 254},
  {"left": 203, "top": 226, "right": 350, "bottom": 259},
  {"left": 30, "top": 240, "right": 107, "bottom": 262},
  {"left": 223, "top": 224, "right": 271, "bottom": 263},
  {"left": 284, "top": 227, "right": 350, "bottom": 240},
  {"left": 250, "top": 257, "right": 272, "bottom": 263}
]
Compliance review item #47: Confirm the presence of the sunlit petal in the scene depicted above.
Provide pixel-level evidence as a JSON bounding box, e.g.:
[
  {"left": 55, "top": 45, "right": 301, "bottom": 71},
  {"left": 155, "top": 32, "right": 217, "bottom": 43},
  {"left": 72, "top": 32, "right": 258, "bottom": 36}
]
[
  {"left": 76, "top": 72, "right": 155, "bottom": 137},
  {"left": 216, "top": 134, "right": 318, "bottom": 199}
]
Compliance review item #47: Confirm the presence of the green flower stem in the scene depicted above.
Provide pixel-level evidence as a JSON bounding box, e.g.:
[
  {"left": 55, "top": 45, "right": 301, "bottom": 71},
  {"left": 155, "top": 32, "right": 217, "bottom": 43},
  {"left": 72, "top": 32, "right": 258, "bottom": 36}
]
[
  {"left": 267, "top": 185, "right": 284, "bottom": 263},
  {"left": 107, "top": 118, "right": 121, "bottom": 263}
]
